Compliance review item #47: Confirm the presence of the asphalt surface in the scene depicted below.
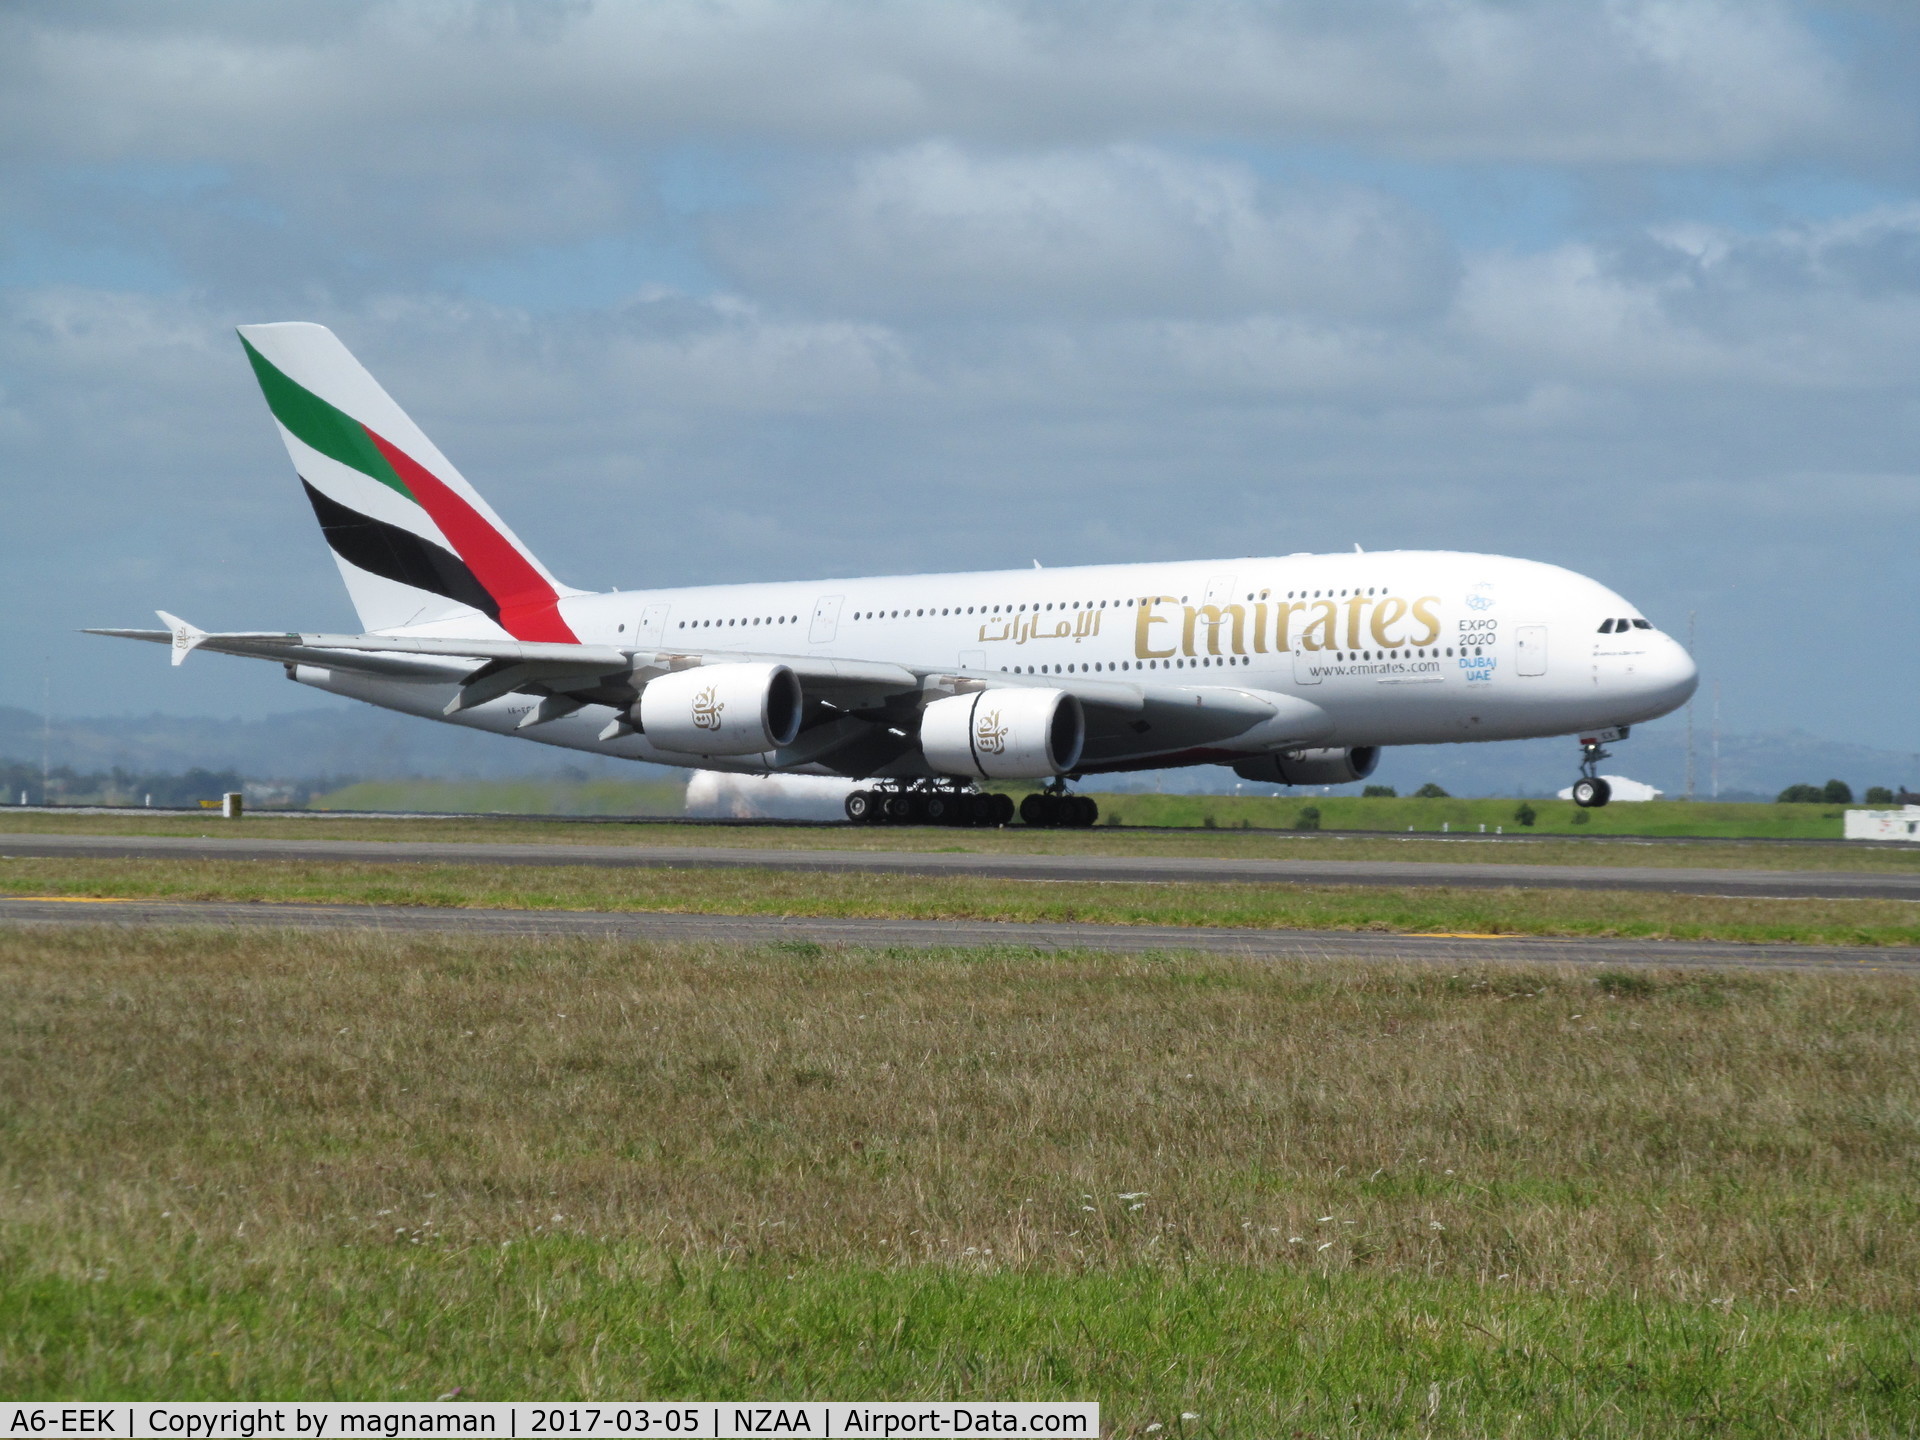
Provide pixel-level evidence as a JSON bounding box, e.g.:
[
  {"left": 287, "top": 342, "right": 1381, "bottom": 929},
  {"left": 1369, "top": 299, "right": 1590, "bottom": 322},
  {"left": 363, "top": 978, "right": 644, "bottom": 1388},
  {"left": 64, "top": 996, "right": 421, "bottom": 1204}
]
[
  {"left": 1, "top": 895, "right": 1912, "bottom": 972},
  {"left": 4, "top": 831, "right": 1919, "bottom": 900}
]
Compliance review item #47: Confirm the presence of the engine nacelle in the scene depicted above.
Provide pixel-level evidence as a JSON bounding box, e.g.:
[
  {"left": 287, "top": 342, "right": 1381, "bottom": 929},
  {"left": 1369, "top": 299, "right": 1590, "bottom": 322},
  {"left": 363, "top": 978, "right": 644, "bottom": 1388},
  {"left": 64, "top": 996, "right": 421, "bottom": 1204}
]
[
  {"left": 920, "top": 688, "right": 1084, "bottom": 779},
  {"left": 1232, "top": 746, "right": 1380, "bottom": 787},
  {"left": 638, "top": 663, "right": 804, "bottom": 756}
]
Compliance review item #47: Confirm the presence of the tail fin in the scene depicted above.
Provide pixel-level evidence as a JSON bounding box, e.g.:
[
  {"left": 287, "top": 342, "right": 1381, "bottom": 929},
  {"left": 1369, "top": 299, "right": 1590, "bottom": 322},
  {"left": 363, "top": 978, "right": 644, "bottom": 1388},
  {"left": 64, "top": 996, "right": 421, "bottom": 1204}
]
[{"left": 237, "top": 322, "right": 580, "bottom": 639}]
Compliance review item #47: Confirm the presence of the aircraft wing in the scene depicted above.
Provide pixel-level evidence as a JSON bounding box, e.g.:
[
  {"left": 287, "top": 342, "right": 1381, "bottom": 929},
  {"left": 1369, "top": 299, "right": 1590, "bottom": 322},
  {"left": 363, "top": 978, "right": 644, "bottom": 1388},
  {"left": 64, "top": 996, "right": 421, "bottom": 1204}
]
[
  {"left": 86, "top": 615, "right": 923, "bottom": 704},
  {"left": 88, "top": 615, "right": 1322, "bottom": 762}
]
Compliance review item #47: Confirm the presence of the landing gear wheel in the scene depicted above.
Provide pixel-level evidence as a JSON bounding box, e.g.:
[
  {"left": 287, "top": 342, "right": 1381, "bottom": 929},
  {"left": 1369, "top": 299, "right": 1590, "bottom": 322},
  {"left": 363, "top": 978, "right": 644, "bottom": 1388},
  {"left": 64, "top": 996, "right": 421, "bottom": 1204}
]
[
  {"left": 845, "top": 791, "right": 877, "bottom": 824},
  {"left": 882, "top": 792, "right": 917, "bottom": 823},
  {"left": 1572, "top": 777, "right": 1612, "bottom": 809},
  {"left": 990, "top": 793, "right": 1016, "bottom": 827},
  {"left": 1019, "top": 792, "right": 1057, "bottom": 828},
  {"left": 923, "top": 793, "right": 951, "bottom": 824},
  {"left": 966, "top": 793, "right": 994, "bottom": 826},
  {"left": 1070, "top": 796, "right": 1099, "bottom": 828}
]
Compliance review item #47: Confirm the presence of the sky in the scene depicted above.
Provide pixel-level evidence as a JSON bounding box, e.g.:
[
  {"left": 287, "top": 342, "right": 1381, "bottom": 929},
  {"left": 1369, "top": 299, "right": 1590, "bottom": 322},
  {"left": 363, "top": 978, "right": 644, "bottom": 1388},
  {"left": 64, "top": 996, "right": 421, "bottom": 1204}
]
[{"left": 1, "top": 0, "right": 1916, "bottom": 753}]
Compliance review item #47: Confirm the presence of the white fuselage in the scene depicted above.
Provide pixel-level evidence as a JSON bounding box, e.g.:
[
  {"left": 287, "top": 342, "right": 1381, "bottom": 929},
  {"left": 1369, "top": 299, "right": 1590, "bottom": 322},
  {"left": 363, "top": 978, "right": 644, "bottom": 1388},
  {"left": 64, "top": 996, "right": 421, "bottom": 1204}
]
[{"left": 292, "top": 549, "right": 1698, "bottom": 779}]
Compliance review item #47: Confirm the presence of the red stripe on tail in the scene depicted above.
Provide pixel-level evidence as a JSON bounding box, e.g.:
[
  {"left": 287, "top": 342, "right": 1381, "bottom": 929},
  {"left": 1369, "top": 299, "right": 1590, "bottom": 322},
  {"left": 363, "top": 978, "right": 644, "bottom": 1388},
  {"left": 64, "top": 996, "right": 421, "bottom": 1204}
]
[{"left": 363, "top": 429, "right": 578, "bottom": 643}]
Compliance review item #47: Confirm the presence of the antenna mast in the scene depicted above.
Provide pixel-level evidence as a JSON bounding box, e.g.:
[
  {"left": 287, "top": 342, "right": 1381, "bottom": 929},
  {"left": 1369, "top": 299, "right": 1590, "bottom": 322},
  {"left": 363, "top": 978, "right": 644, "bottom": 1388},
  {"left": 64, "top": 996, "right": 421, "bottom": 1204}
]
[{"left": 1685, "top": 611, "right": 1697, "bottom": 799}]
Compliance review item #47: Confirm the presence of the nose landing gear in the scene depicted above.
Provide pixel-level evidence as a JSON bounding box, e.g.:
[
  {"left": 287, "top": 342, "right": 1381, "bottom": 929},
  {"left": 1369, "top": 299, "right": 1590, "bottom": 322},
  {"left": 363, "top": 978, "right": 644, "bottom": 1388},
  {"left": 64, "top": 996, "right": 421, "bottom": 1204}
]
[
  {"left": 1571, "top": 727, "right": 1628, "bottom": 808},
  {"left": 1571, "top": 775, "right": 1612, "bottom": 809}
]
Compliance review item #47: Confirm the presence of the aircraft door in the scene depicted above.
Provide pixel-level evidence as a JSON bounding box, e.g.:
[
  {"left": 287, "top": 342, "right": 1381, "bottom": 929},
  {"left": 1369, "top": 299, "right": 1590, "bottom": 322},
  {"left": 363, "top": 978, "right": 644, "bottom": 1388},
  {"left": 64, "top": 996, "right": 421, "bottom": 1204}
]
[
  {"left": 1291, "top": 639, "right": 1322, "bottom": 685},
  {"left": 808, "top": 595, "right": 844, "bottom": 644},
  {"left": 1204, "top": 575, "right": 1236, "bottom": 605},
  {"left": 1516, "top": 625, "right": 1548, "bottom": 676},
  {"left": 633, "top": 603, "right": 671, "bottom": 648}
]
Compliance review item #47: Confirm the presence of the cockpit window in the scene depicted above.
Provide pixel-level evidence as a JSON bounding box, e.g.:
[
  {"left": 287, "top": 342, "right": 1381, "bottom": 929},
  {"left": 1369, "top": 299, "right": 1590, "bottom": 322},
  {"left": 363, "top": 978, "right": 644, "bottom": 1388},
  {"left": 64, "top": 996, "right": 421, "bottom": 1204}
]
[
  {"left": 1598, "top": 618, "right": 1614, "bottom": 633},
  {"left": 1631, "top": 619, "right": 1652, "bottom": 630}
]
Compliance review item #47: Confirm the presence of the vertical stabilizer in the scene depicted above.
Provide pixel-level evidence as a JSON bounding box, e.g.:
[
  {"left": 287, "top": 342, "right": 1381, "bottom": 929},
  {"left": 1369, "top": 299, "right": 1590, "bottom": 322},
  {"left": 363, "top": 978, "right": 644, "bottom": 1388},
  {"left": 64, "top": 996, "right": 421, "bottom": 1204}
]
[{"left": 237, "top": 322, "right": 579, "bottom": 639}]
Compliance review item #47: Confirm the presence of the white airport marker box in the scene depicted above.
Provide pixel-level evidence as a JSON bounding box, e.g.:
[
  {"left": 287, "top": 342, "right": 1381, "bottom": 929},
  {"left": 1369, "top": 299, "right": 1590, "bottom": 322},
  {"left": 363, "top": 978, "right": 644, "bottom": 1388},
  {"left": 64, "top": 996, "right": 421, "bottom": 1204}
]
[
  {"left": 1844, "top": 806, "right": 1920, "bottom": 842},
  {"left": 0, "top": 1402, "right": 1098, "bottom": 1439}
]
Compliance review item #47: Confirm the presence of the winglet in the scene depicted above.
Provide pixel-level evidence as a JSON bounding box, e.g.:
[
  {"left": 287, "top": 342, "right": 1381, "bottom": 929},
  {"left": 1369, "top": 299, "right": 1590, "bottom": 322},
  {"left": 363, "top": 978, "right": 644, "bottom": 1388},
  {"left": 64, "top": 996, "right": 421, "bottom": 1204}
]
[{"left": 155, "top": 610, "right": 208, "bottom": 667}]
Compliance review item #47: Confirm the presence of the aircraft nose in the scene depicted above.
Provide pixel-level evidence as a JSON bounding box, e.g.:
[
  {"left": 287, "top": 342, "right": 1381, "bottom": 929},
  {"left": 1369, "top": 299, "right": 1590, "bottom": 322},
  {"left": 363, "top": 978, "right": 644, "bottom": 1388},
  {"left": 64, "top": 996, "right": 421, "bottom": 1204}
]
[{"left": 1643, "top": 632, "right": 1699, "bottom": 712}]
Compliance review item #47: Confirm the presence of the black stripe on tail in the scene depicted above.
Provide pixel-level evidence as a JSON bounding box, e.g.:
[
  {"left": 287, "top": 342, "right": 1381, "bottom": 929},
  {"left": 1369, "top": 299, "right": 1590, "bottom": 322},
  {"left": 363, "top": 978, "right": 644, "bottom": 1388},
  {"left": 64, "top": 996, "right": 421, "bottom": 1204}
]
[{"left": 300, "top": 478, "right": 500, "bottom": 622}]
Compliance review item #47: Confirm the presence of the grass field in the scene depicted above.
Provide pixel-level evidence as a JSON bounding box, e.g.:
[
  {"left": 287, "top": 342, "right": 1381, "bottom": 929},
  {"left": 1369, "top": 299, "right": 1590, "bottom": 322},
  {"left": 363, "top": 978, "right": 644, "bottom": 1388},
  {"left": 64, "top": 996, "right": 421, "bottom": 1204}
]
[
  {"left": 299, "top": 776, "right": 1861, "bottom": 840},
  {"left": 6, "top": 810, "right": 1920, "bottom": 875},
  {"left": 312, "top": 777, "right": 687, "bottom": 816},
  {"left": 2, "top": 928, "right": 1916, "bottom": 1433},
  {"left": 4, "top": 854, "right": 1920, "bottom": 947},
  {"left": 1085, "top": 793, "right": 1862, "bottom": 839}
]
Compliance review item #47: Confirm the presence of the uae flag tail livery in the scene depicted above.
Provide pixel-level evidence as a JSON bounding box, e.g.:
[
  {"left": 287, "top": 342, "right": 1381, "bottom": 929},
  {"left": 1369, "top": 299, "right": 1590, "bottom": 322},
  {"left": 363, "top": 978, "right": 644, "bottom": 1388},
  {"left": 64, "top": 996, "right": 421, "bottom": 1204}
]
[{"left": 238, "top": 322, "right": 583, "bottom": 641}]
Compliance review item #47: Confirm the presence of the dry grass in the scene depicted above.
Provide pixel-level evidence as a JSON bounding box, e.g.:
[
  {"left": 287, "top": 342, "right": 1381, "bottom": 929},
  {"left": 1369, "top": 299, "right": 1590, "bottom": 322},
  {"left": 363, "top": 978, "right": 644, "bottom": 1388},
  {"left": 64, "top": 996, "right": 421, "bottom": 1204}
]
[
  {"left": 6, "top": 810, "right": 1920, "bottom": 873},
  {"left": 5, "top": 926, "right": 1918, "bottom": 1426},
  {"left": 4, "top": 854, "right": 1919, "bottom": 947},
  {"left": 4, "top": 927, "right": 1916, "bottom": 1304}
]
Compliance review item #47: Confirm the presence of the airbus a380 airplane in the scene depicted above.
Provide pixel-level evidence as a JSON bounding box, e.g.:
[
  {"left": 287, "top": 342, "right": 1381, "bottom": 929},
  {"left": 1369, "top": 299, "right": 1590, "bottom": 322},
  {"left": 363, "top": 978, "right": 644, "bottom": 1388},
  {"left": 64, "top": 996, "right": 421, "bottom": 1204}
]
[{"left": 94, "top": 324, "right": 1698, "bottom": 828}]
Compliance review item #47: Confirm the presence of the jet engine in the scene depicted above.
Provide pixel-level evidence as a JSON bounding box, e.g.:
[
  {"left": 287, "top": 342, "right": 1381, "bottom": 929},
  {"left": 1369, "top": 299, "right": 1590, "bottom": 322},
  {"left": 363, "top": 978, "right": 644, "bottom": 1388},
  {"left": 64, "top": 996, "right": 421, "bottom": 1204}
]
[
  {"left": 638, "top": 663, "right": 804, "bottom": 756},
  {"left": 1232, "top": 746, "right": 1380, "bottom": 786},
  {"left": 920, "top": 688, "right": 1084, "bottom": 779}
]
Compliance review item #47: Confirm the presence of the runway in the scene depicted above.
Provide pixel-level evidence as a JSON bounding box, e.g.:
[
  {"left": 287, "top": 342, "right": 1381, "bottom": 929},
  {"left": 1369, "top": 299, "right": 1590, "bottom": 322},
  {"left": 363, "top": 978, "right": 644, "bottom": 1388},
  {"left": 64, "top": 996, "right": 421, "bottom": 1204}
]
[
  {"left": 4, "top": 831, "right": 1919, "bottom": 901},
  {"left": 0, "top": 894, "right": 1913, "bottom": 972}
]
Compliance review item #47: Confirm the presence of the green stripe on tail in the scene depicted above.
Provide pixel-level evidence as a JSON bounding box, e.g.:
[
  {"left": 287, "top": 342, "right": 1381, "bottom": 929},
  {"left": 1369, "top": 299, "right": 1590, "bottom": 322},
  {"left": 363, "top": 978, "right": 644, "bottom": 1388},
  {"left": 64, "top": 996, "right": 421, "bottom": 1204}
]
[{"left": 240, "top": 337, "right": 413, "bottom": 502}]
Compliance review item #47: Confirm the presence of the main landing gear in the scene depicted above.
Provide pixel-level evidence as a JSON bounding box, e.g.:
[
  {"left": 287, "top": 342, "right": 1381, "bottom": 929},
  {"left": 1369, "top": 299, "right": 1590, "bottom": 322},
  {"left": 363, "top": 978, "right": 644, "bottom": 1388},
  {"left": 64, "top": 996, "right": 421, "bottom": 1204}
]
[
  {"left": 845, "top": 784, "right": 1014, "bottom": 828},
  {"left": 843, "top": 781, "right": 1100, "bottom": 828},
  {"left": 1019, "top": 781, "right": 1099, "bottom": 829},
  {"left": 1571, "top": 729, "right": 1627, "bottom": 808}
]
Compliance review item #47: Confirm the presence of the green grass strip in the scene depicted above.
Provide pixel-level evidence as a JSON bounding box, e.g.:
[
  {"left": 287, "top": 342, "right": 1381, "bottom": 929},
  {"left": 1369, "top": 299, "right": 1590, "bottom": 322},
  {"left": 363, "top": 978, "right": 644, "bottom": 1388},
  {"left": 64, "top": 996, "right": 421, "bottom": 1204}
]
[
  {"left": 4, "top": 1242, "right": 1914, "bottom": 1437},
  {"left": 3, "top": 855, "right": 1918, "bottom": 947}
]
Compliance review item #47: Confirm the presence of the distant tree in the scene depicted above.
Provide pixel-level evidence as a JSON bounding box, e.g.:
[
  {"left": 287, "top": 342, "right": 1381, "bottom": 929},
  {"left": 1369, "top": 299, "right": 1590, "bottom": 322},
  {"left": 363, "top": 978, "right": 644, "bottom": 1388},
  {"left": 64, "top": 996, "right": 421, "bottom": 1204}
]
[
  {"left": 1865, "top": 787, "right": 1897, "bottom": 805},
  {"left": 1513, "top": 802, "right": 1537, "bottom": 827},
  {"left": 1294, "top": 805, "right": 1322, "bottom": 832},
  {"left": 1823, "top": 779, "right": 1854, "bottom": 804},
  {"left": 1414, "top": 782, "right": 1450, "bottom": 798},
  {"left": 1776, "top": 783, "right": 1825, "bottom": 803},
  {"left": 145, "top": 767, "right": 244, "bottom": 808},
  {"left": 1362, "top": 784, "right": 1397, "bottom": 798}
]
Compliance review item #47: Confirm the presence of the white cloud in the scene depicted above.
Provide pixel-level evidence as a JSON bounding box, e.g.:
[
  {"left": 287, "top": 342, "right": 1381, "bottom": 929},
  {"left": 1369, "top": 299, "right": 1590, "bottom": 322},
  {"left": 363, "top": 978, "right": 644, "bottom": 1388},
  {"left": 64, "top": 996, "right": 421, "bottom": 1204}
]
[
  {"left": 0, "top": 1, "right": 1876, "bottom": 169},
  {"left": 1455, "top": 205, "right": 1920, "bottom": 386},
  {"left": 715, "top": 143, "right": 1456, "bottom": 320}
]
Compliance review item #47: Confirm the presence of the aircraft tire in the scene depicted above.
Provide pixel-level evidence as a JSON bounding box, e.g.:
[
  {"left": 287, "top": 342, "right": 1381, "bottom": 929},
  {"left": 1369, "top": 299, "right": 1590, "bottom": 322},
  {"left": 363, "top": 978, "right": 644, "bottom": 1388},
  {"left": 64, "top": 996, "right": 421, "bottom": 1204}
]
[
  {"left": 883, "top": 792, "right": 916, "bottom": 823},
  {"left": 923, "top": 793, "right": 951, "bottom": 824},
  {"left": 1572, "top": 777, "right": 1612, "bottom": 809},
  {"left": 990, "top": 793, "right": 1016, "bottom": 826},
  {"left": 1020, "top": 792, "right": 1054, "bottom": 827},
  {"left": 965, "top": 793, "right": 994, "bottom": 826},
  {"left": 844, "top": 791, "right": 877, "bottom": 824},
  {"left": 1071, "top": 796, "right": 1099, "bottom": 827}
]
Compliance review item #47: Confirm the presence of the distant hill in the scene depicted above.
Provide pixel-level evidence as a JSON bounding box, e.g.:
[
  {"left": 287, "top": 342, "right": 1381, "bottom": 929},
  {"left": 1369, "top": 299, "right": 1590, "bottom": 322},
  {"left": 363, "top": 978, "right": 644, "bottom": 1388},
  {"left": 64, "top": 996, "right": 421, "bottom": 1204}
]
[
  {"left": 0, "top": 705, "right": 666, "bottom": 783},
  {"left": 0, "top": 704, "right": 1910, "bottom": 800}
]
